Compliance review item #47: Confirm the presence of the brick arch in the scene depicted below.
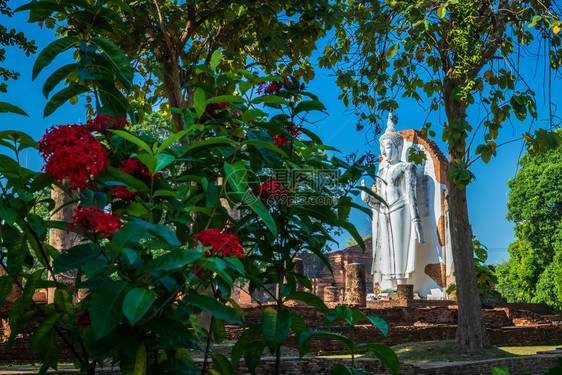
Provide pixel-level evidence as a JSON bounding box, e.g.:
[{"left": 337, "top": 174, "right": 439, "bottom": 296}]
[{"left": 399, "top": 129, "right": 448, "bottom": 186}]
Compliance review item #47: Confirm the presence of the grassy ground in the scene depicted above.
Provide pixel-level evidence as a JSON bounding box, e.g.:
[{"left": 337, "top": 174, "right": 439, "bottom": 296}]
[
  {"left": 1, "top": 341, "right": 559, "bottom": 370},
  {"left": 388, "top": 341, "right": 561, "bottom": 364},
  {"left": 499, "top": 345, "right": 561, "bottom": 355}
]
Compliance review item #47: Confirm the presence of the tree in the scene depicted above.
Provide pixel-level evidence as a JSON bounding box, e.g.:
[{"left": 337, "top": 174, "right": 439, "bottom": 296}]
[
  {"left": 18, "top": 0, "right": 342, "bottom": 129},
  {"left": 0, "top": 0, "right": 35, "bottom": 115},
  {"left": 497, "top": 140, "right": 562, "bottom": 310},
  {"left": 320, "top": 0, "right": 562, "bottom": 348}
]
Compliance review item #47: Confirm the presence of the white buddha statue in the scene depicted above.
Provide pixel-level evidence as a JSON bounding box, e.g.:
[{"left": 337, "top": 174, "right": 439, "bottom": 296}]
[{"left": 362, "top": 114, "right": 424, "bottom": 290}]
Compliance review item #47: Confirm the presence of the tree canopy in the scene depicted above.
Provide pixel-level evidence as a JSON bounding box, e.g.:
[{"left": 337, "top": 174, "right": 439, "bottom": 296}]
[
  {"left": 497, "top": 139, "right": 562, "bottom": 310},
  {"left": 319, "top": 0, "right": 562, "bottom": 349},
  {"left": 18, "top": 0, "right": 342, "bottom": 129}
]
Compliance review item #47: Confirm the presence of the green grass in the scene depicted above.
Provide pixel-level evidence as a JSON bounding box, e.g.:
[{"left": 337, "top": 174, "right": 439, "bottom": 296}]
[
  {"left": 384, "top": 341, "right": 562, "bottom": 364},
  {"left": 499, "top": 345, "right": 561, "bottom": 356},
  {"left": 388, "top": 341, "right": 517, "bottom": 364}
]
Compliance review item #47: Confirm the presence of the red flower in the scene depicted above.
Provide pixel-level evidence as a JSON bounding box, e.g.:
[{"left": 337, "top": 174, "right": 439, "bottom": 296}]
[
  {"left": 86, "top": 115, "right": 128, "bottom": 133},
  {"left": 194, "top": 229, "right": 244, "bottom": 258},
  {"left": 205, "top": 95, "right": 229, "bottom": 115},
  {"left": 69, "top": 206, "right": 123, "bottom": 239},
  {"left": 38, "top": 124, "right": 109, "bottom": 190},
  {"left": 256, "top": 73, "right": 292, "bottom": 95},
  {"left": 272, "top": 134, "right": 288, "bottom": 147},
  {"left": 365, "top": 151, "right": 378, "bottom": 166},
  {"left": 284, "top": 123, "right": 302, "bottom": 138},
  {"left": 255, "top": 177, "right": 289, "bottom": 203},
  {"left": 110, "top": 185, "right": 140, "bottom": 200}
]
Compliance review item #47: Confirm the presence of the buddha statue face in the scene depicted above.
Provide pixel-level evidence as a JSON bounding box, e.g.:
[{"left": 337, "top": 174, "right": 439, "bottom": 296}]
[{"left": 380, "top": 139, "right": 400, "bottom": 163}]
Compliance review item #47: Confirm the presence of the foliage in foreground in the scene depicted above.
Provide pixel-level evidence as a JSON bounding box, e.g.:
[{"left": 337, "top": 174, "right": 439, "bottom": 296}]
[{"left": 0, "top": 55, "right": 398, "bottom": 374}]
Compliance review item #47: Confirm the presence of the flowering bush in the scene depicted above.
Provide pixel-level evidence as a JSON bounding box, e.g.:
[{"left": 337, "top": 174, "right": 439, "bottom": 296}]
[
  {"left": 69, "top": 206, "right": 123, "bottom": 239},
  {"left": 194, "top": 229, "right": 244, "bottom": 258},
  {"left": 0, "top": 55, "right": 394, "bottom": 375},
  {"left": 37, "top": 124, "right": 109, "bottom": 189}
]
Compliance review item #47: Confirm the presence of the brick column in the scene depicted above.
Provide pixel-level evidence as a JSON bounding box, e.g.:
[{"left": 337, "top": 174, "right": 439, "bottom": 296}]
[
  {"left": 324, "top": 286, "right": 339, "bottom": 303},
  {"left": 345, "top": 263, "right": 366, "bottom": 307},
  {"left": 397, "top": 284, "right": 414, "bottom": 300}
]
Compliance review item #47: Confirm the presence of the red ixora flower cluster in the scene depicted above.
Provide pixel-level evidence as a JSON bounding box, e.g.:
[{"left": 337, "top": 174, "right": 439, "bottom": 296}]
[
  {"left": 255, "top": 177, "right": 289, "bottom": 203},
  {"left": 194, "top": 229, "right": 244, "bottom": 258},
  {"left": 111, "top": 158, "right": 159, "bottom": 200},
  {"left": 365, "top": 151, "right": 378, "bottom": 166},
  {"left": 257, "top": 73, "right": 305, "bottom": 95},
  {"left": 86, "top": 114, "right": 128, "bottom": 133},
  {"left": 38, "top": 124, "right": 109, "bottom": 190},
  {"left": 271, "top": 123, "right": 302, "bottom": 147},
  {"left": 68, "top": 206, "right": 123, "bottom": 239}
]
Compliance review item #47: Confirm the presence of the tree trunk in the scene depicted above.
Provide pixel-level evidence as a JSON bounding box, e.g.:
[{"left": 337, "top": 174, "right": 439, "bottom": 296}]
[
  {"left": 161, "top": 54, "right": 186, "bottom": 132},
  {"left": 48, "top": 186, "right": 81, "bottom": 302},
  {"left": 446, "top": 175, "right": 488, "bottom": 349},
  {"left": 443, "top": 88, "right": 488, "bottom": 349}
]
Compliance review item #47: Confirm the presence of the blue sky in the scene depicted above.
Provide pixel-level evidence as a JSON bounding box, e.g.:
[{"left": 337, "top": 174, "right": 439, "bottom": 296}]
[{"left": 2, "top": 6, "right": 559, "bottom": 265}]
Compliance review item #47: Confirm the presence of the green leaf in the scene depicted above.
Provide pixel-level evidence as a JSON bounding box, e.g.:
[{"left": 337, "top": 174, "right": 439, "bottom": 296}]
[
  {"left": 293, "top": 100, "right": 326, "bottom": 115},
  {"left": 244, "top": 341, "right": 266, "bottom": 373},
  {"left": 386, "top": 43, "right": 399, "bottom": 60},
  {"left": 122, "top": 287, "right": 155, "bottom": 325},
  {"left": 355, "top": 343, "right": 400, "bottom": 375},
  {"left": 187, "top": 293, "right": 242, "bottom": 324},
  {"left": 251, "top": 94, "right": 289, "bottom": 105},
  {"left": 210, "top": 49, "right": 222, "bottom": 72},
  {"left": 23, "top": 269, "right": 44, "bottom": 307},
  {"left": 156, "top": 130, "right": 188, "bottom": 155},
  {"left": 0, "top": 102, "right": 28, "bottom": 116},
  {"left": 299, "top": 330, "right": 353, "bottom": 356},
  {"left": 212, "top": 318, "right": 226, "bottom": 344},
  {"left": 155, "top": 153, "right": 175, "bottom": 173},
  {"left": 262, "top": 307, "right": 292, "bottom": 352},
  {"left": 30, "top": 313, "right": 62, "bottom": 350},
  {"left": 231, "top": 326, "right": 260, "bottom": 367},
  {"left": 146, "top": 222, "right": 181, "bottom": 247},
  {"left": 211, "top": 353, "right": 233, "bottom": 375},
  {"left": 105, "top": 165, "right": 150, "bottom": 194},
  {"left": 245, "top": 191, "right": 278, "bottom": 236},
  {"left": 331, "top": 364, "right": 352, "bottom": 375},
  {"left": 53, "top": 244, "right": 99, "bottom": 274},
  {"left": 183, "top": 137, "right": 237, "bottom": 153},
  {"left": 44, "top": 85, "right": 90, "bottom": 117},
  {"left": 491, "top": 368, "right": 510, "bottom": 375},
  {"left": 42, "top": 63, "right": 78, "bottom": 98},
  {"left": 351, "top": 310, "right": 388, "bottom": 335},
  {"left": 194, "top": 88, "right": 207, "bottom": 117},
  {"left": 0, "top": 275, "right": 14, "bottom": 303},
  {"left": 437, "top": 6, "right": 446, "bottom": 19},
  {"left": 242, "top": 139, "right": 289, "bottom": 158},
  {"left": 110, "top": 129, "right": 152, "bottom": 154},
  {"left": 285, "top": 291, "right": 329, "bottom": 314},
  {"left": 147, "top": 250, "right": 203, "bottom": 271},
  {"left": 224, "top": 161, "right": 248, "bottom": 194},
  {"left": 90, "top": 280, "right": 129, "bottom": 340},
  {"left": 206, "top": 95, "right": 245, "bottom": 104},
  {"left": 33, "top": 37, "right": 79, "bottom": 80},
  {"left": 242, "top": 108, "right": 268, "bottom": 123},
  {"left": 31, "top": 312, "right": 62, "bottom": 350},
  {"left": 91, "top": 36, "right": 133, "bottom": 87}
]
